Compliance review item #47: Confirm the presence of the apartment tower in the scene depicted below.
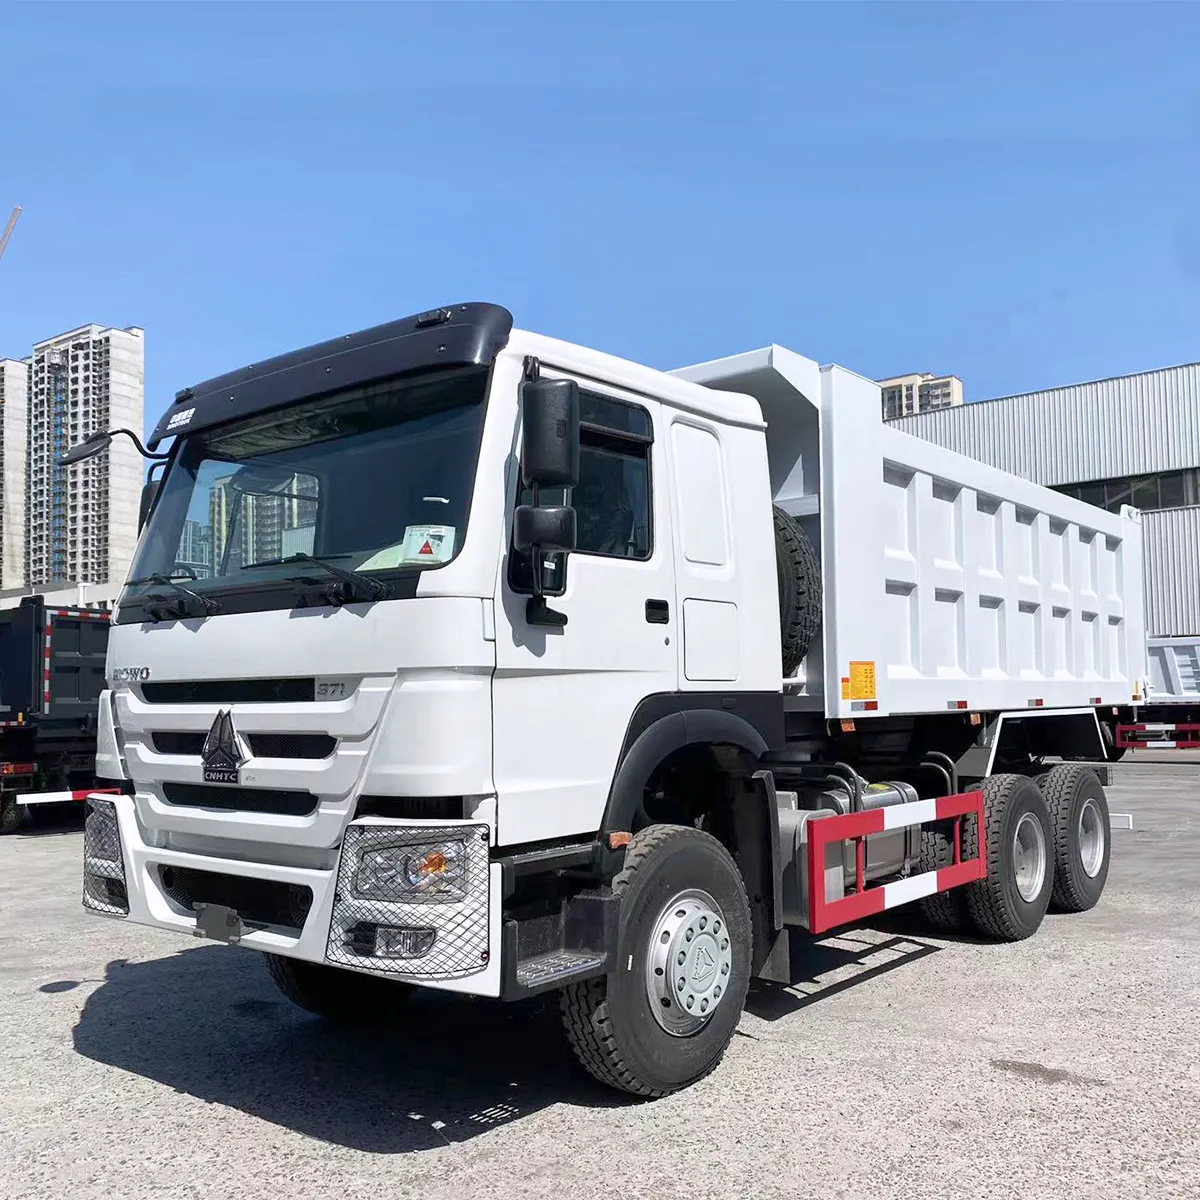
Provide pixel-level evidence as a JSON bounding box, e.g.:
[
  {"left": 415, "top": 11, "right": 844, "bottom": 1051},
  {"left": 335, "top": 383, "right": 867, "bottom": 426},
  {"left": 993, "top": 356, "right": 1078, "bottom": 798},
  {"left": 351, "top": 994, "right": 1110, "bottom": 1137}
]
[
  {"left": 25, "top": 325, "right": 144, "bottom": 588},
  {"left": 0, "top": 358, "right": 29, "bottom": 590}
]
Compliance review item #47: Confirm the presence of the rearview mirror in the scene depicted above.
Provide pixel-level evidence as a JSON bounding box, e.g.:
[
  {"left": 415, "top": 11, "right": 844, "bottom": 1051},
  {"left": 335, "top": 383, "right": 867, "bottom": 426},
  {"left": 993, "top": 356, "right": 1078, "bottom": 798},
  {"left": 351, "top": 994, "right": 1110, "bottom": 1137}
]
[
  {"left": 520, "top": 378, "right": 580, "bottom": 488},
  {"left": 138, "top": 479, "right": 160, "bottom": 532},
  {"left": 61, "top": 430, "right": 112, "bottom": 466},
  {"left": 514, "top": 504, "right": 577, "bottom": 555}
]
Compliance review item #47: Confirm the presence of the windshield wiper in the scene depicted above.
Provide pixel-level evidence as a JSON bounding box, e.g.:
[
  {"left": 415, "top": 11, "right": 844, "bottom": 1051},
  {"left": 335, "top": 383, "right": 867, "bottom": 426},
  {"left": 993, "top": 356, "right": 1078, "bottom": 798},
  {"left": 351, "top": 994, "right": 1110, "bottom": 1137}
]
[
  {"left": 125, "top": 571, "right": 220, "bottom": 620},
  {"left": 242, "top": 553, "right": 391, "bottom": 605}
]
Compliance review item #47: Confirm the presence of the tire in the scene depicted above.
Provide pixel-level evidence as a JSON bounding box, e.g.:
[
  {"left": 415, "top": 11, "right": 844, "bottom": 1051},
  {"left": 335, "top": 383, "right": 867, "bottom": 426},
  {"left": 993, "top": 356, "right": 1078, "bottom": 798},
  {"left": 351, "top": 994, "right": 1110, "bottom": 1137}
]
[
  {"left": 962, "top": 774, "right": 1054, "bottom": 941},
  {"left": 1039, "top": 764, "right": 1111, "bottom": 913},
  {"left": 916, "top": 822, "right": 970, "bottom": 932},
  {"left": 774, "top": 505, "right": 822, "bottom": 676},
  {"left": 0, "top": 796, "right": 25, "bottom": 835},
  {"left": 263, "top": 953, "right": 415, "bottom": 1022},
  {"left": 560, "top": 824, "right": 752, "bottom": 1098}
]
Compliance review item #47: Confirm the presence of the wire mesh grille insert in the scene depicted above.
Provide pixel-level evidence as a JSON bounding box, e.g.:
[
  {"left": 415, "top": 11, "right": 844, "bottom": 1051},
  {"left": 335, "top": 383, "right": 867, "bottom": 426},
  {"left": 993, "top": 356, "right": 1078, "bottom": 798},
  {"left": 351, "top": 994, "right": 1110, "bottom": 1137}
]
[
  {"left": 142, "top": 678, "right": 316, "bottom": 704},
  {"left": 161, "top": 782, "right": 319, "bottom": 816},
  {"left": 327, "top": 823, "right": 490, "bottom": 978},
  {"left": 82, "top": 797, "right": 128, "bottom": 915},
  {"left": 152, "top": 731, "right": 336, "bottom": 759},
  {"left": 157, "top": 865, "right": 312, "bottom": 932}
]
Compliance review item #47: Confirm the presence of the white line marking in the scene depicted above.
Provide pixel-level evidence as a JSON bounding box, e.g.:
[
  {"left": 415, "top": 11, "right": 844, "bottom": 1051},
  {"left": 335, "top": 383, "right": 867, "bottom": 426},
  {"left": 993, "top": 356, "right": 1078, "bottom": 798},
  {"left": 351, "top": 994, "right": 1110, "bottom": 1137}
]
[
  {"left": 882, "top": 798, "right": 937, "bottom": 830},
  {"left": 883, "top": 872, "right": 940, "bottom": 908}
]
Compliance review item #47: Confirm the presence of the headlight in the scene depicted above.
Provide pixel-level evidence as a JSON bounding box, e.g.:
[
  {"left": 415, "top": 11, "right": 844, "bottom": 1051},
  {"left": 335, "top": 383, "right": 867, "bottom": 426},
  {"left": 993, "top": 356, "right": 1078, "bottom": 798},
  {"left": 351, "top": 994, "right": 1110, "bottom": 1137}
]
[{"left": 353, "top": 840, "right": 466, "bottom": 901}]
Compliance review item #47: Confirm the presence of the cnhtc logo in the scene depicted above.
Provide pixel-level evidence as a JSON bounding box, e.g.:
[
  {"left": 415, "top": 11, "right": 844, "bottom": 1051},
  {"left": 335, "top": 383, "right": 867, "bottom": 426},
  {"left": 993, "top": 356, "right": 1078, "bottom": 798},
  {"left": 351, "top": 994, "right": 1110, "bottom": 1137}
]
[{"left": 201, "top": 710, "right": 246, "bottom": 784}]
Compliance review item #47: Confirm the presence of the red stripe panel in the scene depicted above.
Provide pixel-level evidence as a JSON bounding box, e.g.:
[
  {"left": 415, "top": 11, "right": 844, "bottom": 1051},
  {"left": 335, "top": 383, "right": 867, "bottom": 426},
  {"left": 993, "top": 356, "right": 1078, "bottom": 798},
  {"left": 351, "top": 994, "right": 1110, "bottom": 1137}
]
[
  {"left": 806, "top": 790, "right": 986, "bottom": 936},
  {"left": 72, "top": 788, "right": 123, "bottom": 802}
]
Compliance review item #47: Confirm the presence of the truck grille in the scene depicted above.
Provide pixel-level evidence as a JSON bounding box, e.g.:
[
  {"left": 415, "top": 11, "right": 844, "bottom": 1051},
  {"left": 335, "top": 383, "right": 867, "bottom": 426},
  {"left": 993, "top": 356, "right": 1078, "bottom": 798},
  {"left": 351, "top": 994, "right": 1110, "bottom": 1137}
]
[
  {"left": 151, "top": 731, "right": 336, "bottom": 759},
  {"left": 142, "top": 678, "right": 316, "bottom": 704},
  {"left": 157, "top": 864, "right": 312, "bottom": 932},
  {"left": 161, "top": 782, "right": 319, "bottom": 816}
]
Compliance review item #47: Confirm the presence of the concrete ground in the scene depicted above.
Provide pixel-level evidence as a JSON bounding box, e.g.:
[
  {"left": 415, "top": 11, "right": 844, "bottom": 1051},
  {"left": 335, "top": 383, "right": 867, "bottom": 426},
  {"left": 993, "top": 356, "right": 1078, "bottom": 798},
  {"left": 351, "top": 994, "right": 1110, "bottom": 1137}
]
[{"left": 1, "top": 762, "right": 1197, "bottom": 1200}]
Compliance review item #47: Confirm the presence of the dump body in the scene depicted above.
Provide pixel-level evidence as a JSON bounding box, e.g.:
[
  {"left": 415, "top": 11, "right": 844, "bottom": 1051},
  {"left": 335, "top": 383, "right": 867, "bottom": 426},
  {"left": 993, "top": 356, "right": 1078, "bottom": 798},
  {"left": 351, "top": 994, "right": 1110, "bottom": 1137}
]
[
  {"left": 1146, "top": 635, "right": 1200, "bottom": 705},
  {"left": 674, "top": 347, "right": 1148, "bottom": 719},
  {"left": 0, "top": 598, "right": 111, "bottom": 825}
]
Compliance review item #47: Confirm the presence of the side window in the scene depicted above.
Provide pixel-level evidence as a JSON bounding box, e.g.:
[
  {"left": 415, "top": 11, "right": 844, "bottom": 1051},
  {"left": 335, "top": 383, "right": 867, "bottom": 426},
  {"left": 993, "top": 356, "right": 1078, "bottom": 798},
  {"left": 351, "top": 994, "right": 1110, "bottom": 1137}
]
[{"left": 509, "top": 389, "right": 653, "bottom": 594}]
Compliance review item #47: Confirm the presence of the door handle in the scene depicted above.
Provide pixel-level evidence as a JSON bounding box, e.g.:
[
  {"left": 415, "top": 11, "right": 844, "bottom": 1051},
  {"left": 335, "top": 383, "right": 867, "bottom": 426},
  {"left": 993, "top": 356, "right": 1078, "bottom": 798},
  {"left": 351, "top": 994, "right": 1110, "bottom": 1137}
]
[{"left": 645, "top": 599, "right": 670, "bottom": 624}]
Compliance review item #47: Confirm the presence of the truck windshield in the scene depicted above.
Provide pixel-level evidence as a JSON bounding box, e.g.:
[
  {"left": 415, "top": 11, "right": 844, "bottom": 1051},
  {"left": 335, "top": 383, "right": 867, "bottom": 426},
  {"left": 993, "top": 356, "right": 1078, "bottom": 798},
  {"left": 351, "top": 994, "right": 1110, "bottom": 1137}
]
[{"left": 119, "top": 365, "right": 488, "bottom": 619}]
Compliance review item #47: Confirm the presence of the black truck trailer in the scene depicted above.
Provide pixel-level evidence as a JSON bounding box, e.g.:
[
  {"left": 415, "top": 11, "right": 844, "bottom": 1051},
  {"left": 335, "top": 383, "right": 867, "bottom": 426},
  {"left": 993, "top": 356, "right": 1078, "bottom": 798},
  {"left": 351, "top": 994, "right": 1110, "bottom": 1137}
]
[{"left": 0, "top": 597, "right": 111, "bottom": 834}]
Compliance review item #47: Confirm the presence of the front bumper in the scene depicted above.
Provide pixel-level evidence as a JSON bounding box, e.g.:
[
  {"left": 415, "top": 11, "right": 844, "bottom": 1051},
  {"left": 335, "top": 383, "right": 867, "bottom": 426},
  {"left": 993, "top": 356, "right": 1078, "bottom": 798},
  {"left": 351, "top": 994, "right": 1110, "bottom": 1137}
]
[{"left": 82, "top": 794, "right": 502, "bottom": 998}]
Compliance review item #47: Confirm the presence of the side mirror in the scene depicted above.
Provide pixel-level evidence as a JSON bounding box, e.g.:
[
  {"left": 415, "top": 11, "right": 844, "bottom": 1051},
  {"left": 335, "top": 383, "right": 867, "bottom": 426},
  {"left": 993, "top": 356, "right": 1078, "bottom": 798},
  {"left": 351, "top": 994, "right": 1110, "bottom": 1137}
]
[
  {"left": 61, "top": 430, "right": 112, "bottom": 466},
  {"left": 514, "top": 504, "right": 577, "bottom": 555},
  {"left": 520, "top": 377, "right": 580, "bottom": 488},
  {"left": 138, "top": 479, "right": 160, "bottom": 532}
]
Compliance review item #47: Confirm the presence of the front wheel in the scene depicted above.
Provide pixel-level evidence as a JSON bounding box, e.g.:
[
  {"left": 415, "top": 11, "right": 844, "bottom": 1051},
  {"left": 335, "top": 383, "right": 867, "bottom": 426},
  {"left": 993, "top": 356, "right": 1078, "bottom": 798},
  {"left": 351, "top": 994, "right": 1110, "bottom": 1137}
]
[
  {"left": 560, "top": 825, "right": 752, "bottom": 1097},
  {"left": 263, "top": 953, "right": 415, "bottom": 1023}
]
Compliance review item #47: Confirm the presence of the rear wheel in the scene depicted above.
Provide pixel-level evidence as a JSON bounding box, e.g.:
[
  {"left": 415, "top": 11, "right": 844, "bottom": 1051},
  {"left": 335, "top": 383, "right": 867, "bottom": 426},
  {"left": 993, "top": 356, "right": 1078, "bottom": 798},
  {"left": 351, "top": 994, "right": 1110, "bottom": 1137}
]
[
  {"left": 263, "top": 953, "right": 415, "bottom": 1022},
  {"left": 560, "top": 824, "right": 752, "bottom": 1097},
  {"left": 0, "top": 796, "right": 25, "bottom": 835},
  {"left": 916, "top": 822, "right": 970, "bottom": 933},
  {"left": 963, "top": 774, "right": 1054, "bottom": 941},
  {"left": 1039, "top": 764, "right": 1111, "bottom": 912}
]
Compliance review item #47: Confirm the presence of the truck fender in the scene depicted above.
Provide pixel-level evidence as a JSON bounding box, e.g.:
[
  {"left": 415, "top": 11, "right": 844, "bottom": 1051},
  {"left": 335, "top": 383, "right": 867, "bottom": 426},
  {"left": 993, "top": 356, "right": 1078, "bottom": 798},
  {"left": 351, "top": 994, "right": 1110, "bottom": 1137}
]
[{"left": 600, "top": 708, "right": 769, "bottom": 836}]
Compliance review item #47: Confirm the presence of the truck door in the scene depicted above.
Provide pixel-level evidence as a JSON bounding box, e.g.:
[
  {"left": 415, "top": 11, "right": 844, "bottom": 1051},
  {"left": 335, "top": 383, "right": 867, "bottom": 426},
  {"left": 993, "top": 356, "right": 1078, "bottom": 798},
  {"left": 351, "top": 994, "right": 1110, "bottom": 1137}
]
[{"left": 492, "top": 380, "right": 677, "bottom": 846}]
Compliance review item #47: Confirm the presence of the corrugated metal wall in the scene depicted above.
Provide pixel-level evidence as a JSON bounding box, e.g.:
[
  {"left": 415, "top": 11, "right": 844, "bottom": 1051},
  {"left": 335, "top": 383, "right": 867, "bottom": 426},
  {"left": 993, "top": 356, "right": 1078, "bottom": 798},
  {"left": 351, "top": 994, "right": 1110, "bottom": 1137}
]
[
  {"left": 1143, "top": 507, "right": 1200, "bottom": 638},
  {"left": 892, "top": 362, "right": 1200, "bottom": 487}
]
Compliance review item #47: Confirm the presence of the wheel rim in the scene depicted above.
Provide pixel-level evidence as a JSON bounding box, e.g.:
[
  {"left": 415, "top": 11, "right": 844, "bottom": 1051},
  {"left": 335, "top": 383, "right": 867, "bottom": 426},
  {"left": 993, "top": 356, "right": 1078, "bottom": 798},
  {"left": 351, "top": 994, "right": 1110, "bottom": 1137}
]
[
  {"left": 645, "top": 889, "right": 733, "bottom": 1037},
  {"left": 1078, "top": 798, "right": 1106, "bottom": 878},
  {"left": 1012, "top": 811, "right": 1047, "bottom": 902}
]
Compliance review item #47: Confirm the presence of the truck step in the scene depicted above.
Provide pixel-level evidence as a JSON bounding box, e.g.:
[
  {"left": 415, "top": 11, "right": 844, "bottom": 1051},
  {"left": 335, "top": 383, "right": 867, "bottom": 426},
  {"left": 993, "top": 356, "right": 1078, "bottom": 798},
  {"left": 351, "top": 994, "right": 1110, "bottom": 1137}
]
[{"left": 515, "top": 949, "right": 606, "bottom": 990}]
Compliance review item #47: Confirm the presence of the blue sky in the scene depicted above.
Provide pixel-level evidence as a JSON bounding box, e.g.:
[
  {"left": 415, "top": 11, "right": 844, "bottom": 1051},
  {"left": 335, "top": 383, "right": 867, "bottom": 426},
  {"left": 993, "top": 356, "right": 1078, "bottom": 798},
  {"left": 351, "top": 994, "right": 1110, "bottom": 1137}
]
[{"left": 1, "top": 2, "right": 1198, "bottom": 433}]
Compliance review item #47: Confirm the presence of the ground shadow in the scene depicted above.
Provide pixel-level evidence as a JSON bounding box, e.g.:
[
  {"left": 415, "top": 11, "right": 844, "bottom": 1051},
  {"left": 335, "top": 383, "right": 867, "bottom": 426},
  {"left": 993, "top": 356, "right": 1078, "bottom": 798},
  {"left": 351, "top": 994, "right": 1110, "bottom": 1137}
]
[
  {"left": 744, "top": 927, "right": 943, "bottom": 1022},
  {"left": 68, "top": 923, "right": 954, "bottom": 1148},
  {"left": 68, "top": 945, "right": 618, "bottom": 1153}
]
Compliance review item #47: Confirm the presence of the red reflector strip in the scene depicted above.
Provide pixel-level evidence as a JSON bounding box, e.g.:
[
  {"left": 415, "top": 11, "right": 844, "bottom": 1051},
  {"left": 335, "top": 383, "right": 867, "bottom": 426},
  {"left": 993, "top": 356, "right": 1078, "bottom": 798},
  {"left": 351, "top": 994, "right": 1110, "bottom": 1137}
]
[
  {"left": 16, "top": 787, "right": 124, "bottom": 806},
  {"left": 850, "top": 700, "right": 880, "bottom": 712},
  {"left": 1027, "top": 698, "right": 1044, "bottom": 708},
  {"left": 947, "top": 700, "right": 968, "bottom": 710},
  {"left": 0, "top": 762, "right": 38, "bottom": 776},
  {"left": 806, "top": 790, "right": 986, "bottom": 935}
]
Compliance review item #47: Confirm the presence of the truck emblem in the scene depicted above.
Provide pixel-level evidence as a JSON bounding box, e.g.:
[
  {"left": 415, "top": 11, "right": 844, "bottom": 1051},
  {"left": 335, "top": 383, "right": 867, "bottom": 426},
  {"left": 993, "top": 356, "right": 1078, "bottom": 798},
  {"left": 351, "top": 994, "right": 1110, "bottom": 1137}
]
[
  {"left": 691, "top": 945, "right": 717, "bottom": 986},
  {"left": 202, "top": 710, "right": 245, "bottom": 784}
]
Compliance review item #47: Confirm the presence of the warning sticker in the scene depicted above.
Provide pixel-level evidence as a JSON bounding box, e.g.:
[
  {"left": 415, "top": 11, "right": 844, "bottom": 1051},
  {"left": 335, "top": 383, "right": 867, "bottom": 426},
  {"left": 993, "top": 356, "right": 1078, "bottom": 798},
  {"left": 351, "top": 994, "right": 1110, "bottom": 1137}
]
[
  {"left": 848, "top": 660, "right": 876, "bottom": 702},
  {"left": 359, "top": 525, "right": 457, "bottom": 570},
  {"left": 840, "top": 677, "right": 851, "bottom": 701}
]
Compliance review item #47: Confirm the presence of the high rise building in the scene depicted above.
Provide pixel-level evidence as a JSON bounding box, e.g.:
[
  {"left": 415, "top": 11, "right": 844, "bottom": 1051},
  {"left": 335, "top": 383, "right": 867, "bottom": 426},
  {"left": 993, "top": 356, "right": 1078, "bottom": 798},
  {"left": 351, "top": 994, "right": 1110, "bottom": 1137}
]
[
  {"left": 0, "top": 358, "right": 30, "bottom": 590},
  {"left": 879, "top": 372, "right": 964, "bottom": 421},
  {"left": 24, "top": 324, "right": 144, "bottom": 588}
]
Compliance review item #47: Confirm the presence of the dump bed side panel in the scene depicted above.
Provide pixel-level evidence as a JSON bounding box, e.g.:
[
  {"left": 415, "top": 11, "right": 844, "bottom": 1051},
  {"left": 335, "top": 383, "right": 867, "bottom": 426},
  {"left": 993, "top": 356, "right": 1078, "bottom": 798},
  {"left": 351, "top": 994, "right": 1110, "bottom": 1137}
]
[
  {"left": 0, "top": 601, "right": 110, "bottom": 720},
  {"left": 821, "top": 365, "right": 1147, "bottom": 718}
]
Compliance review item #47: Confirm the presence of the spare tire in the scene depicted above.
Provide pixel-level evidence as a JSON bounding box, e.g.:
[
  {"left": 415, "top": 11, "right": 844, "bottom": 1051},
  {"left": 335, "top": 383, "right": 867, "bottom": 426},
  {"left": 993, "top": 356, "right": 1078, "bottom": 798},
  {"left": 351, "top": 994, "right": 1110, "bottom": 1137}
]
[{"left": 774, "top": 505, "right": 822, "bottom": 676}]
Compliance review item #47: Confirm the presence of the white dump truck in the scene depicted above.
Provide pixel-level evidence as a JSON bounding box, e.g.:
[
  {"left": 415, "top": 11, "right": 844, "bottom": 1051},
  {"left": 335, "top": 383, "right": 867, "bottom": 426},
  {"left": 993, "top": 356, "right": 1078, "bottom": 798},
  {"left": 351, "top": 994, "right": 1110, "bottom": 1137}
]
[{"left": 72, "top": 304, "right": 1147, "bottom": 1096}]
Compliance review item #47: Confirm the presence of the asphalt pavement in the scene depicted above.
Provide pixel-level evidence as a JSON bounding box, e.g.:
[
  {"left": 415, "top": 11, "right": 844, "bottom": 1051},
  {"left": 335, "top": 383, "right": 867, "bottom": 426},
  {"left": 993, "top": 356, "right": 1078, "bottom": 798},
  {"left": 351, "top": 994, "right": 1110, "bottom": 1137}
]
[{"left": 1, "top": 761, "right": 1197, "bottom": 1200}]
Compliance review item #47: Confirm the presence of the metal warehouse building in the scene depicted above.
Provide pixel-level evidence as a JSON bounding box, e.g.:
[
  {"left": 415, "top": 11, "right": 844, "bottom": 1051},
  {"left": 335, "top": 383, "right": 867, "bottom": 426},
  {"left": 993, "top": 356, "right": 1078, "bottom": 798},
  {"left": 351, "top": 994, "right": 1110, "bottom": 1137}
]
[{"left": 891, "top": 362, "right": 1200, "bottom": 640}]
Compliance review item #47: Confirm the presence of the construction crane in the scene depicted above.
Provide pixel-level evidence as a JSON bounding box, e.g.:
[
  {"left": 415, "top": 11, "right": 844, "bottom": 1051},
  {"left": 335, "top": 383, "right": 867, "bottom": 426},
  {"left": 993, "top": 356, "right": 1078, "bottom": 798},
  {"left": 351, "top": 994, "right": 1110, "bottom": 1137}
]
[{"left": 0, "top": 205, "right": 21, "bottom": 268}]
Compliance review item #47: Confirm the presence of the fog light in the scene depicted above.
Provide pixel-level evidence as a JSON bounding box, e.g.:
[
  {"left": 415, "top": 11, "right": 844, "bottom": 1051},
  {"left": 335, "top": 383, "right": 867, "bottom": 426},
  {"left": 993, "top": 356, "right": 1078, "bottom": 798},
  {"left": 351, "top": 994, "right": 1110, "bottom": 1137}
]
[
  {"left": 353, "top": 840, "right": 466, "bottom": 901},
  {"left": 376, "top": 926, "right": 437, "bottom": 958}
]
